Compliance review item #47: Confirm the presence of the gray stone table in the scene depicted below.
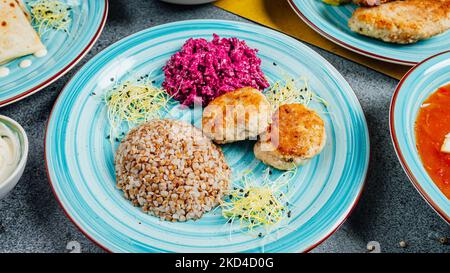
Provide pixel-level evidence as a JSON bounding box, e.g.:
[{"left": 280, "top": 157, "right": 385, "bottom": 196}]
[{"left": 0, "top": 0, "right": 448, "bottom": 253}]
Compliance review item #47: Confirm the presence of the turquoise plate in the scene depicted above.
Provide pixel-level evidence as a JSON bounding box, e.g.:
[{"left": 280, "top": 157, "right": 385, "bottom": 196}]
[
  {"left": 0, "top": 0, "right": 108, "bottom": 107},
  {"left": 390, "top": 51, "right": 450, "bottom": 223},
  {"left": 45, "top": 20, "right": 370, "bottom": 252},
  {"left": 288, "top": 0, "right": 450, "bottom": 66}
]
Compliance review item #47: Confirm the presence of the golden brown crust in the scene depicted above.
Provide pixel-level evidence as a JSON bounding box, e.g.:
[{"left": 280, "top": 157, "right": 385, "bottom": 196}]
[
  {"left": 349, "top": 0, "right": 450, "bottom": 44},
  {"left": 269, "top": 104, "right": 326, "bottom": 157},
  {"left": 202, "top": 87, "right": 271, "bottom": 143},
  {"left": 205, "top": 87, "right": 269, "bottom": 114},
  {"left": 254, "top": 104, "right": 326, "bottom": 170}
]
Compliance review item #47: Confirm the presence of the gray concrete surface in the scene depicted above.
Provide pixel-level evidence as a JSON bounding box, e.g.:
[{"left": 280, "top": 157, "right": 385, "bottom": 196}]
[{"left": 0, "top": 0, "right": 448, "bottom": 253}]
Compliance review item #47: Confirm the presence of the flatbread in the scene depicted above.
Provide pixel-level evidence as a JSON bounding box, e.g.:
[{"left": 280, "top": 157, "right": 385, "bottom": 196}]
[
  {"left": 0, "top": 0, "right": 46, "bottom": 65},
  {"left": 16, "top": 0, "right": 32, "bottom": 21}
]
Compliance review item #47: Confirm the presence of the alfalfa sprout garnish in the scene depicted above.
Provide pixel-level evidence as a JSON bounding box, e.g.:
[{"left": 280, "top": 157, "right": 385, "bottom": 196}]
[
  {"left": 104, "top": 77, "right": 173, "bottom": 140},
  {"left": 220, "top": 168, "right": 296, "bottom": 237},
  {"left": 265, "top": 75, "right": 328, "bottom": 112},
  {"left": 29, "top": 0, "right": 72, "bottom": 36}
]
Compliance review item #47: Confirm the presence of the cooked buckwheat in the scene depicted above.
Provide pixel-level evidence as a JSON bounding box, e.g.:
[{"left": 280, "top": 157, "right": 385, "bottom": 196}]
[{"left": 115, "top": 119, "right": 231, "bottom": 222}]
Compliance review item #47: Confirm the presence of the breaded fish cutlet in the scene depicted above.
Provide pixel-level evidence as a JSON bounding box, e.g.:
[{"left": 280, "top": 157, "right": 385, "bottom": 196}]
[
  {"left": 254, "top": 104, "right": 326, "bottom": 170},
  {"left": 202, "top": 87, "right": 271, "bottom": 144},
  {"left": 349, "top": 0, "right": 450, "bottom": 44}
]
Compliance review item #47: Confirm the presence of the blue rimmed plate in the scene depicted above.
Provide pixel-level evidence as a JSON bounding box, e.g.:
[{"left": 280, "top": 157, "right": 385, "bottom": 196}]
[
  {"left": 390, "top": 51, "right": 450, "bottom": 223},
  {"left": 288, "top": 0, "right": 450, "bottom": 66},
  {"left": 0, "top": 0, "right": 108, "bottom": 107},
  {"left": 45, "top": 20, "right": 370, "bottom": 252}
]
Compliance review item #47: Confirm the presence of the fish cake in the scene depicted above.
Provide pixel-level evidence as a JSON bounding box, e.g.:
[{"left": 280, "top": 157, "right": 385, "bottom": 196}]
[
  {"left": 254, "top": 104, "right": 326, "bottom": 170},
  {"left": 202, "top": 87, "right": 271, "bottom": 144},
  {"left": 349, "top": 0, "right": 450, "bottom": 44}
]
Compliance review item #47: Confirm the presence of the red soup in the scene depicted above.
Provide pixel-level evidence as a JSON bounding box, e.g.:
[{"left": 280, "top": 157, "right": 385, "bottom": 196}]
[{"left": 415, "top": 84, "right": 450, "bottom": 199}]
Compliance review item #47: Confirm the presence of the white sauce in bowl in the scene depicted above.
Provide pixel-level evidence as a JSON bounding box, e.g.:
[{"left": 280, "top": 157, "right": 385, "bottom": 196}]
[{"left": 0, "top": 122, "right": 21, "bottom": 184}]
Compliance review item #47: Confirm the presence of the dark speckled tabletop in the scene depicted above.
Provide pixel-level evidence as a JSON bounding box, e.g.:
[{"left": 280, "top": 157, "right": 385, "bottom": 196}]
[{"left": 0, "top": 0, "right": 449, "bottom": 253}]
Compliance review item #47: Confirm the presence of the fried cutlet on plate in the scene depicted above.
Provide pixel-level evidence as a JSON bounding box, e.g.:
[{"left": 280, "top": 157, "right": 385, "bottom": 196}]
[
  {"left": 254, "top": 104, "right": 326, "bottom": 170},
  {"left": 202, "top": 87, "right": 271, "bottom": 144},
  {"left": 349, "top": 0, "right": 450, "bottom": 44}
]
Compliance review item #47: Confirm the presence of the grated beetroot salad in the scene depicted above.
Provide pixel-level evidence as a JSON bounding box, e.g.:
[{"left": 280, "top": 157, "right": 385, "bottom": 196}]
[{"left": 162, "top": 34, "right": 269, "bottom": 106}]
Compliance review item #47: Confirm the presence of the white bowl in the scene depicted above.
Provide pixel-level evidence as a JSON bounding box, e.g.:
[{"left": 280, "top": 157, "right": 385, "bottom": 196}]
[
  {"left": 159, "top": 0, "right": 217, "bottom": 5},
  {"left": 0, "top": 115, "right": 29, "bottom": 200}
]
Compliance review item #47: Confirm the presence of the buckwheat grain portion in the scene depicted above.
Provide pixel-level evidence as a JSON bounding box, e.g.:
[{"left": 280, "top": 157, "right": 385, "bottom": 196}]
[{"left": 115, "top": 119, "right": 231, "bottom": 222}]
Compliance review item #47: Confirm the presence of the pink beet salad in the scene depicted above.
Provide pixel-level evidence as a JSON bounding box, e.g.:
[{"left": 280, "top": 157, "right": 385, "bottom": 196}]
[{"left": 162, "top": 34, "right": 269, "bottom": 106}]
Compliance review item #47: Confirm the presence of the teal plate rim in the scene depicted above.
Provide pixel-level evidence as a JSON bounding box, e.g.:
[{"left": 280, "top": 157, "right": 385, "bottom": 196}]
[
  {"left": 45, "top": 19, "right": 371, "bottom": 252},
  {"left": 0, "top": 0, "right": 109, "bottom": 107},
  {"left": 287, "top": 0, "right": 447, "bottom": 66},
  {"left": 390, "top": 50, "right": 450, "bottom": 223}
]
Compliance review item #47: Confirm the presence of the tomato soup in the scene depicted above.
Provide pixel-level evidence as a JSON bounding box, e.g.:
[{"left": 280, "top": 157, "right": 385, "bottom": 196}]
[{"left": 415, "top": 84, "right": 450, "bottom": 199}]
